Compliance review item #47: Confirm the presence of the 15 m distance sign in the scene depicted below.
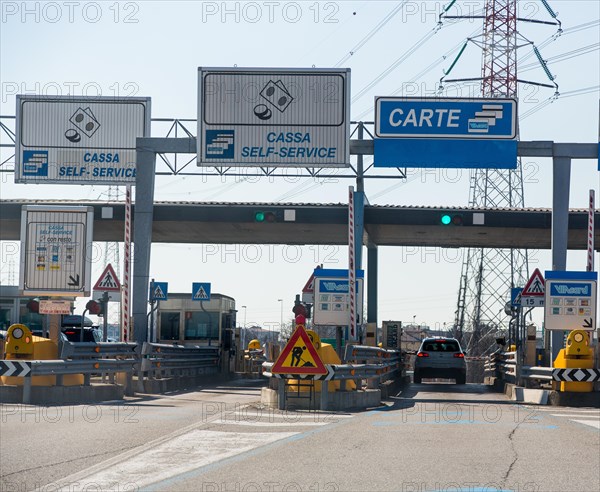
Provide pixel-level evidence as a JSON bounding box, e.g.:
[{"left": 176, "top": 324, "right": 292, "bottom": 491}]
[{"left": 198, "top": 68, "right": 350, "bottom": 167}]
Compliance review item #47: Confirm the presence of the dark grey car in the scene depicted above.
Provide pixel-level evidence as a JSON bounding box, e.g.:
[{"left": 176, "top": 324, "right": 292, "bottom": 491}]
[{"left": 413, "top": 337, "right": 467, "bottom": 384}]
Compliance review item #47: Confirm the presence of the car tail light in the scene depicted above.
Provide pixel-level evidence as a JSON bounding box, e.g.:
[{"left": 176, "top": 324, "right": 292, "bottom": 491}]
[
  {"left": 454, "top": 353, "right": 465, "bottom": 358},
  {"left": 417, "top": 352, "right": 429, "bottom": 357},
  {"left": 65, "top": 331, "right": 76, "bottom": 335}
]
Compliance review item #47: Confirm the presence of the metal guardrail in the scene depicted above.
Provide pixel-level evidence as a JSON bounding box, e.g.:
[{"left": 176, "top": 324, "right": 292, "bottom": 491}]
[
  {"left": 243, "top": 349, "right": 267, "bottom": 374},
  {"left": 483, "top": 351, "right": 599, "bottom": 385},
  {"left": 60, "top": 341, "right": 138, "bottom": 359},
  {"left": 4, "top": 358, "right": 138, "bottom": 404},
  {"left": 140, "top": 342, "right": 220, "bottom": 379},
  {"left": 262, "top": 344, "right": 403, "bottom": 410},
  {"left": 484, "top": 351, "right": 517, "bottom": 383}
]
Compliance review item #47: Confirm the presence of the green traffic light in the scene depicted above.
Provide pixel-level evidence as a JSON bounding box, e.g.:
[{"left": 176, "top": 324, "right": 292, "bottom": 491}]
[
  {"left": 255, "top": 212, "right": 265, "bottom": 222},
  {"left": 441, "top": 214, "right": 452, "bottom": 225}
]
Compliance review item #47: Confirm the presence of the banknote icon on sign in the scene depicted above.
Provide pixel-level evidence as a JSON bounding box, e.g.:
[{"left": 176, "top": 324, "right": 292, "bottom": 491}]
[{"left": 254, "top": 80, "right": 294, "bottom": 121}]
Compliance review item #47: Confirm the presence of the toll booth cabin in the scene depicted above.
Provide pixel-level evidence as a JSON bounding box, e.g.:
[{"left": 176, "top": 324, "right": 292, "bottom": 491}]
[
  {"left": 0, "top": 286, "right": 45, "bottom": 335},
  {"left": 156, "top": 293, "right": 236, "bottom": 350}
]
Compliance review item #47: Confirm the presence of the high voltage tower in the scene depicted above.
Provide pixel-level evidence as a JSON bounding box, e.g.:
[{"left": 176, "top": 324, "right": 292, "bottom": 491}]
[{"left": 438, "top": 0, "right": 562, "bottom": 353}]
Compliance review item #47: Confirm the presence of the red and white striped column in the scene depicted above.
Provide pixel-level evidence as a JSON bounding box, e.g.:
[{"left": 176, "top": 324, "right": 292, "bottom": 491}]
[
  {"left": 588, "top": 189, "right": 595, "bottom": 272},
  {"left": 348, "top": 186, "right": 356, "bottom": 340},
  {"left": 122, "top": 185, "right": 132, "bottom": 342}
]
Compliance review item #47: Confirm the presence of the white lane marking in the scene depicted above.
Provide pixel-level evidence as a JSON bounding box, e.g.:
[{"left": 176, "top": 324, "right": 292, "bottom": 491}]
[
  {"left": 59, "top": 430, "right": 297, "bottom": 491},
  {"left": 221, "top": 412, "right": 354, "bottom": 420},
  {"left": 217, "top": 419, "right": 330, "bottom": 427},
  {"left": 550, "top": 414, "right": 600, "bottom": 418},
  {"left": 536, "top": 409, "right": 599, "bottom": 414},
  {"left": 572, "top": 420, "right": 600, "bottom": 429}
]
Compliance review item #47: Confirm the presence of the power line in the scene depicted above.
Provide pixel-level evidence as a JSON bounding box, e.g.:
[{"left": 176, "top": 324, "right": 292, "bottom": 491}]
[{"left": 334, "top": 1, "right": 409, "bottom": 67}]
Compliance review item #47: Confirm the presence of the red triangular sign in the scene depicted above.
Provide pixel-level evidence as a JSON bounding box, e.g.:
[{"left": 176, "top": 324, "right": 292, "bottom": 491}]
[
  {"left": 93, "top": 264, "right": 121, "bottom": 292},
  {"left": 302, "top": 273, "right": 315, "bottom": 293},
  {"left": 522, "top": 268, "right": 545, "bottom": 297},
  {"left": 271, "top": 325, "right": 327, "bottom": 375}
]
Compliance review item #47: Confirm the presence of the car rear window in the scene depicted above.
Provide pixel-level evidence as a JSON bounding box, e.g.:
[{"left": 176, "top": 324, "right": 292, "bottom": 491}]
[{"left": 422, "top": 341, "right": 460, "bottom": 352}]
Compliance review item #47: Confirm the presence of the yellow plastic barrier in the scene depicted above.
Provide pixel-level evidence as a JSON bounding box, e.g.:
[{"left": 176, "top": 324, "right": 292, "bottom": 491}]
[
  {"left": 1, "top": 324, "right": 83, "bottom": 387},
  {"left": 553, "top": 330, "right": 594, "bottom": 393}
]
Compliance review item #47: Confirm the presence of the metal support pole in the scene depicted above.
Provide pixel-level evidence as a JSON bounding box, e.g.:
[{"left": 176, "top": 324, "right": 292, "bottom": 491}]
[
  {"left": 48, "top": 313, "right": 60, "bottom": 343},
  {"left": 367, "top": 245, "right": 378, "bottom": 326},
  {"left": 320, "top": 380, "right": 329, "bottom": 411},
  {"left": 132, "top": 141, "right": 157, "bottom": 345},
  {"left": 550, "top": 156, "right": 571, "bottom": 363},
  {"left": 277, "top": 378, "right": 286, "bottom": 410},
  {"left": 101, "top": 291, "right": 109, "bottom": 342},
  {"left": 23, "top": 377, "right": 32, "bottom": 404}
]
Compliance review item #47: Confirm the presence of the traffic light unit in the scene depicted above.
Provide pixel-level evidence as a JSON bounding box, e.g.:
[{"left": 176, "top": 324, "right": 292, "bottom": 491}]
[
  {"left": 440, "top": 213, "right": 464, "bottom": 226},
  {"left": 254, "top": 210, "right": 282, "bottom": 223},
  {"left": 86, "top": 299, "right": 106, "bottom": 317}
]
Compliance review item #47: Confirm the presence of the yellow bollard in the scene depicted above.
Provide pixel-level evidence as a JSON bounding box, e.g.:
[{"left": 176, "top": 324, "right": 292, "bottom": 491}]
[
  {"left": 1, "top": 324, "right": 83, "bottom": 387},
  {"left": 553, "top": 330, "right": 594, "bottom": 392}
]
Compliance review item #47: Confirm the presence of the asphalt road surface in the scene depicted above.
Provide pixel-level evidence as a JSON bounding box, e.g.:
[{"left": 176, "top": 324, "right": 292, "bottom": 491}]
[{"left": 1, "top": 380, "right": 599, "bottom": 492}]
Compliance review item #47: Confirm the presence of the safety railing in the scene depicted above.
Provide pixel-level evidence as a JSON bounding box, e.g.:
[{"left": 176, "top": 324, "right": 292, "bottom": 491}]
[
  {"left": 59, "top": 341, "right": 138, "bottom": 359},
  {"left": 139, "top": 342, "right": 220, "bottom": 379},
  {"left": 58, "top": 340, "right": 139, "bottom": 392},
  {"left": 243, "top": 349, "right": 267, "bottom": 374},
  {"left": 484, "top": 351, "right": 517, "bottom": 383},
  {"left": 3, "top": 358, "right": 138, "bottom": 404},
  {"left": 262, "top": 344, "right": 403, "bottom": 410},
  {"left": 484, "top": 352, "right": 566, "bottom": 386}
]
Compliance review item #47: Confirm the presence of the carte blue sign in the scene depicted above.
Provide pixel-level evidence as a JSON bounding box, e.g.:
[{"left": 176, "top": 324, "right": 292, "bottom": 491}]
[
  {"left": 375, "top": 97, "right": 517, "bottom": 139},
  {"left": 374, "top": 97, "right": 518, "bottom": 169}
]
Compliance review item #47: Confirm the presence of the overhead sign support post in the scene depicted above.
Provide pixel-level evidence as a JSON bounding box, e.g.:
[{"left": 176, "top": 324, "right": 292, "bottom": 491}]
[
  {"left": 374, "top": 97, "right": 518, "bottom": 169},
  {"left": 198, "top": 67, "right": 350, "bottom": 168}
]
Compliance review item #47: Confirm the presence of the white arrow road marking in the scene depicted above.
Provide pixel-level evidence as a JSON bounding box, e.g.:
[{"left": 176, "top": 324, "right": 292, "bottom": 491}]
[{"left": 56, "top": 430, "right": 297, "bottom": 491}]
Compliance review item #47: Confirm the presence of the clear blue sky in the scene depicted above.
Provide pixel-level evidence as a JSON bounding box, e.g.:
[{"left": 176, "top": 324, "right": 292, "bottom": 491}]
[{"left": 1, "top": 1, "right": 598, "bottom": 330}]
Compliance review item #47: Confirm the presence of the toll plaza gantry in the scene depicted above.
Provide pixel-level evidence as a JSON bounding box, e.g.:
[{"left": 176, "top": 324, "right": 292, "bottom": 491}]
[{"left": 125, "top": 137, "right": 598, "bottom": 346}]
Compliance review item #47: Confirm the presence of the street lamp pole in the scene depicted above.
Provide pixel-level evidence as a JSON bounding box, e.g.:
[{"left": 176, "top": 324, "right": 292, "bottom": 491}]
[
  {"left": 241, "top": 305, "right": 247, "bottom": 349},
  {"left": 277, "top": 299, "right": 283, "bottom": 342}
]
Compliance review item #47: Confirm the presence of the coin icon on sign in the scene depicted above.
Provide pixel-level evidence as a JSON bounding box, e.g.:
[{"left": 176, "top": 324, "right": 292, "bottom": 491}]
[
  {"left": 253, "top": 104, "right": 272, "bottom": 121},
  {"left": 65, "top": 129, "right": 81, "bottom": 143}
]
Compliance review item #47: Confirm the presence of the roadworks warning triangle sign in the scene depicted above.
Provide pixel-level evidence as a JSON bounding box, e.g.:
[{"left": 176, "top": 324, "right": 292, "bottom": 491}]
[
  {"left": 271, "top": 325, "right": 327, "bottom": 375},
  {"left": 93, "top": 264, "right": 121, "bottom": 292},
  {"left": 302, "top": 273, "right": 315, "bottom": 293},
  {"left": 522, "top": 268, "right": 545, "bottom": 297}
]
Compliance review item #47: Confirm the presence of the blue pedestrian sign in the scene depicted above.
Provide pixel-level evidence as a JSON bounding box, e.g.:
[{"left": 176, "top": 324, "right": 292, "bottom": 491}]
[
  {"left": 374, "top": 97, "right": 518, "bottom": 169},
  {"left": 192, "top": 282, "right": 211, "bottom": 301},
  {"left": 511, "top": 288, "right": 523, "bottom": 308},
  {"left": 150, "top": 281, "right": 168, "bottom": 301}
]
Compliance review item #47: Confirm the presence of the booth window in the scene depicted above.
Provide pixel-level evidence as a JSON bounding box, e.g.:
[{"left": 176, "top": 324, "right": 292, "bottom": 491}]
[
  {"left": 184, "top": 311, "right": 219, "bottom": 340},
  {"left": 160, "top": 312, "right": 180, "bottom": 341},
  {"left": 19, "top": 301, "right": 43, "bottom": 334}
]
